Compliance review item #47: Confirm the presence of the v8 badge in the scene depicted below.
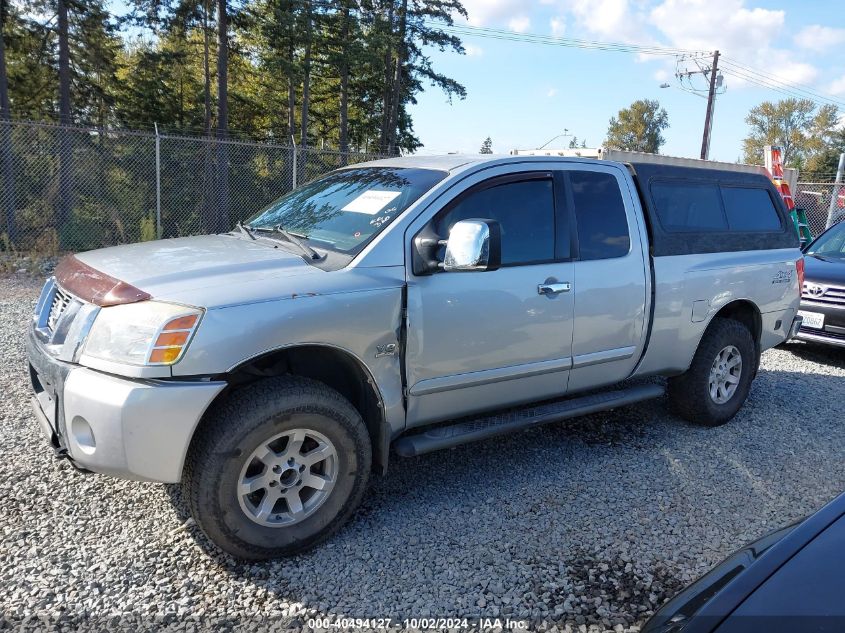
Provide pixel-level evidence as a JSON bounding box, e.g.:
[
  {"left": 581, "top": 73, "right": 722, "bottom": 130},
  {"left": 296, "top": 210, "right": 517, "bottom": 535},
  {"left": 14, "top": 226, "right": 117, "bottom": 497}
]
[{"left": 375, "top": 343, "right": 398, "bottom": 358}]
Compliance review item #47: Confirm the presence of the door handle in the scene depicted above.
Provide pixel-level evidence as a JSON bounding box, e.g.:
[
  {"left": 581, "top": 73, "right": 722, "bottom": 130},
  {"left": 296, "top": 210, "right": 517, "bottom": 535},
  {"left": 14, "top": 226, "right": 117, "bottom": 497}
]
[{"left": 537, "top": 282, "right": 571, "bottom": 295}]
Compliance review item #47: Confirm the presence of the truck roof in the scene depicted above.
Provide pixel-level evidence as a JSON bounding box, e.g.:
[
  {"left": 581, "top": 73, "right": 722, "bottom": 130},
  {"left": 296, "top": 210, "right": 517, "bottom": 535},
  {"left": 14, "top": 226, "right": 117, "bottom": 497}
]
[
  {"left": 352, "top": 153, "right": 784, "bottom": 182},
  {"left": 350, "top": 153, "right": 610, "bottom": 173}
]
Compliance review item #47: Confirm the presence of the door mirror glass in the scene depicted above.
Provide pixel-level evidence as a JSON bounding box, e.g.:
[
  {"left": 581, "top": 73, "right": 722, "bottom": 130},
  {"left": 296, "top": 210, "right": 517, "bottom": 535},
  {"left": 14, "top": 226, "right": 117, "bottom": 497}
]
[{"left": 443, "top": 219, "right": 502, "bottom": 272}]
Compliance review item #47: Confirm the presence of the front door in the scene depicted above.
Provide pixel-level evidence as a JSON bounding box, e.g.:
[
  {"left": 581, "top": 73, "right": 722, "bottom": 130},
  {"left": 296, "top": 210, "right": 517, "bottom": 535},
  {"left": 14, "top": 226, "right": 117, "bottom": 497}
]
[{"left": 404, "top": 171, "right": 575, "bottom": 427}]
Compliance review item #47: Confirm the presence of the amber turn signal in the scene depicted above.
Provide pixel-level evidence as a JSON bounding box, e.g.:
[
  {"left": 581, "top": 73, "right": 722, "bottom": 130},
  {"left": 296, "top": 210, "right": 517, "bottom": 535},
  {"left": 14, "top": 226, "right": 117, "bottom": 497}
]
[
  {"left": 154, "top": 331, "right": 190, "bottom": 347},
  {"left": 146, "top": 312, "right": 201, "bottom": 365},
  {"left": 149, "top": 347, "right": 182, "bottom": 364},
  {"left": 164, "top": 314, "right": 199, "bottom": 331}
]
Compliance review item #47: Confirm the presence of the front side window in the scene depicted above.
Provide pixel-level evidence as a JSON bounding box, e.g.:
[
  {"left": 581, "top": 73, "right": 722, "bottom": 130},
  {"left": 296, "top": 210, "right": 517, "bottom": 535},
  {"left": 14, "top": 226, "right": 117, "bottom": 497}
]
[
  {"left": 651, "top": 181, "right": 727, "bottom": 232},
  {"left": 569, "top": 170, "right": 630, "bottom": 260},
  {"left": 248, "top": 167, "right": 446, "bottom": 254},
  {"left": 436, "top": 178, "right": 556, "bottom": 265}
]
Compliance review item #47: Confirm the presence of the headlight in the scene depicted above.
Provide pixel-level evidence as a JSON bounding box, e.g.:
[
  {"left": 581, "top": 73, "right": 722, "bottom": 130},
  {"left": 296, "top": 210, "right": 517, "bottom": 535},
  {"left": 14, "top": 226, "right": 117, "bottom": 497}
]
[{"left": 82, "top": 301, "right": 203, "bottom": 366}]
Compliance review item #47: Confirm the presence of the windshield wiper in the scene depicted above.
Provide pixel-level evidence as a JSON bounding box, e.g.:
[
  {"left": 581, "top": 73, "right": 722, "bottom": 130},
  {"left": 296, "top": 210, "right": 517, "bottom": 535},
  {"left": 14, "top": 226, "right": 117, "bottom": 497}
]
[
  {"left": 254, "top": 225, "right": 325, "bottom": 261},
  {"left": 807, "top": 253, "right": 843, "bottom": 262},
  {"left": 235, "top": 220, "right": 256, "bottom": 240}
]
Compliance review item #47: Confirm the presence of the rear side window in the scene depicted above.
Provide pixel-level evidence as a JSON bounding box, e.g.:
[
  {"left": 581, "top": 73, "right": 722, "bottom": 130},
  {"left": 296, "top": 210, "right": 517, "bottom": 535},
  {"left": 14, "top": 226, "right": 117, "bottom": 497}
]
[
  {"left": 651, "top": 181, "right": 727, "bottom": 232},
  {"left": 437, "top": 178, "right": 555, "bottom": 265},
  {"left": 569, "top": 171, "right": 630, "bottom": 260},
  {"left": 720, "top": 186, "right": 782, "bottom": 231}
]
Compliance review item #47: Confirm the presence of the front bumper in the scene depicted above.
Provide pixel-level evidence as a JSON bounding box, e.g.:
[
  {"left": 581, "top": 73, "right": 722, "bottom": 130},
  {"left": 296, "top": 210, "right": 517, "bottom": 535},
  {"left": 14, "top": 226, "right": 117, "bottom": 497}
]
[
  {"left": 794, "top": 328, "right": 845, "bottom": 348},
  {"left": 27, "top": 327, "right": 226, "bottom": 483},
  {"left": 793, "top": 299, "right": 845, "bottom": 348}
]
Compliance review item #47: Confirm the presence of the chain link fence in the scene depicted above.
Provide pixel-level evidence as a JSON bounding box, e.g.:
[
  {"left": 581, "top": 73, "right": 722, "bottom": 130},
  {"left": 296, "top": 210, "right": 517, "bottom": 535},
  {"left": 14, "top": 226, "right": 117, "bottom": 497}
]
[
  {"left": 3, "top": 119, "right": 843, "bottom": 264},
  {"left": 794, "top": 182, "right": 845, "bottom": 239},
  {"left": 0, "top": 120, "right": 385, "bottom": 259}
]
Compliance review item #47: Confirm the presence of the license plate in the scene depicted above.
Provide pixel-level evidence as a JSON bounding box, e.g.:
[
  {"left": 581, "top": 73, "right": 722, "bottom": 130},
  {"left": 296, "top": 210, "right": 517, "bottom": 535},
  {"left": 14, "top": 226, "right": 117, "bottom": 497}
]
[{"left": 798, "top": 310, "right": 825, "bottom": 329}]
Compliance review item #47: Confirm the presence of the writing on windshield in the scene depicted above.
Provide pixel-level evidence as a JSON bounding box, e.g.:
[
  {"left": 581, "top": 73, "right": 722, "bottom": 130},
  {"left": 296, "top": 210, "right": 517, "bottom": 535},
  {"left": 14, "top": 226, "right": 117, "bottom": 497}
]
[{"left": 248, "top": 167, "right": 446, "bottom": 254}]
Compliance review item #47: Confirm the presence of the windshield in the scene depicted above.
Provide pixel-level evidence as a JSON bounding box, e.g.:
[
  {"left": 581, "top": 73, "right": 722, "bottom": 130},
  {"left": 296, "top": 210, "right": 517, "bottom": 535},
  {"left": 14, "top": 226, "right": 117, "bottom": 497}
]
[
  {"left": 806, "top": 222, "right": 845, "bottom": 261},
  {"left": 247, "top": 167, "right": 447, "bottom": 255}
]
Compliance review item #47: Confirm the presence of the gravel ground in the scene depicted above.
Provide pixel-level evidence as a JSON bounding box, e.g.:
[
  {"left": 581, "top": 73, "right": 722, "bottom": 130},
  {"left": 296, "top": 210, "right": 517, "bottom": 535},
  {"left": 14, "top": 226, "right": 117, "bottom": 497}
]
[{"left": 2, "top": 273, "right": 845, "bottom": 632}]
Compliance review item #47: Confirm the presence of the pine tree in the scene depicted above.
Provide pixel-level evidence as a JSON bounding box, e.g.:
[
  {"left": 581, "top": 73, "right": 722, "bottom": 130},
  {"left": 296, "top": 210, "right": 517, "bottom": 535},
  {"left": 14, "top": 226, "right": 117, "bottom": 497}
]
[
  {"left": 56, "top": 0, "right": 73, "bottom": 229},
  {"left": 215, "top": 0, "right": 229, "bottom": 230},
  {"left": 0, "top": 0, "right": 10, "bottom": 122},
  {"left": 299, "top": 0, "right": 312, "bottom": 146},
  {"left": 0, "top": 0, "right": 17, "bottom": 243},
  {"left": 4, "top": 0, "right": 470, "bottom": 158},
  {"left": 4, "top": 1, "right": 56, "bottom": 120},
  {"left": 373, "top": 0, "right": 467, "bottom": 155},
  {"left": 479, "top": 136, "right": 492, "bottom": 154},
  {"left": 335, "top": 0, "right": 353, "bottom": 157}
]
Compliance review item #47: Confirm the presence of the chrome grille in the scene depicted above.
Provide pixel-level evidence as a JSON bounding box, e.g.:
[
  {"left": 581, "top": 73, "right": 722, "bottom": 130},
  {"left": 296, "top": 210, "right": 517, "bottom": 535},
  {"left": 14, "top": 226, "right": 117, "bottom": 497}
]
[
  {"left": 46, "top": 287, "right": 72, "bottom": 333},
  {"left": 802, "top": 283, "right": 845, "bottom": 307}
]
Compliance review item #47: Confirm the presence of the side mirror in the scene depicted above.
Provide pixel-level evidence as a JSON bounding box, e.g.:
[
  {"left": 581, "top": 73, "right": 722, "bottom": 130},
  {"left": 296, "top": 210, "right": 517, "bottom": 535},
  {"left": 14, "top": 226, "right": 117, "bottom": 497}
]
[{"left": 443, "top": 219, "right": 502, "bottom": 272}]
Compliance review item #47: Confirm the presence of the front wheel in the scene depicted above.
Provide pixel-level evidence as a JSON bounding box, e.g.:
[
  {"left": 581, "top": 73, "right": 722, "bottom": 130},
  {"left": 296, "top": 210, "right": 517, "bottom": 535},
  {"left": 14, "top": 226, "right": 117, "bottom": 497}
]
[
  {"left": 668, "top": 317, "right": 756, "bottom": 427},
  {"left": 182, "top": 376, "right": 371, "bottom": 560}
]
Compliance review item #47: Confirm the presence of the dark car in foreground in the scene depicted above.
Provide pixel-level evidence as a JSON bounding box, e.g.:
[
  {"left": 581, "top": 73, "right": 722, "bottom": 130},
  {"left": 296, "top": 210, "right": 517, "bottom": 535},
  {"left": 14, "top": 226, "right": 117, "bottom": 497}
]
[
  {"left": 795, "top": 221, "right": 845, "bottom": 348},
  {"left": 643, "top": 491, "right": 845, "bottom": 633}
]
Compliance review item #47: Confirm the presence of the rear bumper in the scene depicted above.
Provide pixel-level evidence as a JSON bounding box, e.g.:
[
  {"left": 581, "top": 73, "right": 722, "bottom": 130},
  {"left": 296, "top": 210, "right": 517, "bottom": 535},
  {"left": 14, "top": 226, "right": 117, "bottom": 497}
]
[
  {"left": 787, "top": 315, "right": 804, "bottom": 340},
  {"left": 27, "top": 326, "right": 226, "bottom": 483}
]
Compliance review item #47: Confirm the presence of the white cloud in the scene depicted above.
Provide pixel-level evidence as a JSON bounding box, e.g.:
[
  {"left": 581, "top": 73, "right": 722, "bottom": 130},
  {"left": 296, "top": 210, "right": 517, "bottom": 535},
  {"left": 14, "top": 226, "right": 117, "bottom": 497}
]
[
  {"left": 773, "top": 58, "right": 819, "bottom": 87},
  {"left": 547, "top": 88, "right": 559, "bottom": 97},
  {"left": 566, "top": 0, "right": 646, "bottom": 42},
  {"left": 722, "top": 51, "right": 819, "bottom": 91},
  {"left": 644, "top": 0, "right": 825, "bottom": 93},
  {"left": 794, "top": 25, "right": 845, "bottom": 53},
  {"left": 508, "top": 15, "right": 531, "bottom": 33},
  {"left": 464, "top": 44, "right": 484, "bottom": 57},
  {"left": 830, "top": 74, "right": 845, "bottom": 97},
  {"left": 461, "top": 0, "right": 528, "bottom": 27},
  {"left": 460, "top": 0, "right": 828, "bottom": 98},
  {"left": 650, "top": 0, "right": 783, "bottom": 56}
]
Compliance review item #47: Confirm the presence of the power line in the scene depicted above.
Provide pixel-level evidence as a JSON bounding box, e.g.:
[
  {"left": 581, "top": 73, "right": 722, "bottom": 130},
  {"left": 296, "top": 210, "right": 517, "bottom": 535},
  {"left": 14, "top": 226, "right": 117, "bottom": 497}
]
[
  {"left": 720, "top": 66, "right": 811, "bottom": 100},
  {"left": 432, "top": 22, "right": 845, "bottom": 109},
  {"left": 720, "top": 57, "right": 845, "bottom": 107},
  {"left": 430, "top": 22, "right": 705, "bottom": 57},
  {"left": 719, "top": 58, "right": 845, "bottom": 108},
  {"left": 719, "top": 65, "right": 844, "bottom": 109}
]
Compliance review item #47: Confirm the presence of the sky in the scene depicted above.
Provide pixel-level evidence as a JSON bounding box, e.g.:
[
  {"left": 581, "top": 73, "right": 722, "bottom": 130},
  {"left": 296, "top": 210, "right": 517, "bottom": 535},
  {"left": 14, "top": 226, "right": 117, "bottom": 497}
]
[{"left": 409, "top": 0, "right": 845, "bottom": 162}]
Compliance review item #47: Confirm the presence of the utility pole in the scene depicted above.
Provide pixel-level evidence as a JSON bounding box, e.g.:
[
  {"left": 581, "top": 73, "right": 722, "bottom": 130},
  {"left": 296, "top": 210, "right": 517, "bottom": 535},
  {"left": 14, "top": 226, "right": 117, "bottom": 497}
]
[{"left": 700, "top": 49, "right": 720, "bottom": 160}]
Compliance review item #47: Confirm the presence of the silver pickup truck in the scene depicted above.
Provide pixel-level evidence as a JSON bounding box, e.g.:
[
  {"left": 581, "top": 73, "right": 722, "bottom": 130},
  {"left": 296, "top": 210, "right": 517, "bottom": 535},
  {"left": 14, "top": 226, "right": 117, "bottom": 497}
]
[{"left": 27, "top": 155, "right": 803, "bottom": 559}]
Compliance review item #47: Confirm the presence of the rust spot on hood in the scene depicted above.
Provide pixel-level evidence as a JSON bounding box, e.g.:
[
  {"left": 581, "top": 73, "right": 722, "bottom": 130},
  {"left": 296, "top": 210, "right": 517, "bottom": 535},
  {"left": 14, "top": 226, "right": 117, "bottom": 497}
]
[{"left": 55, "top": 255, "right": 151, "bottom": 307}]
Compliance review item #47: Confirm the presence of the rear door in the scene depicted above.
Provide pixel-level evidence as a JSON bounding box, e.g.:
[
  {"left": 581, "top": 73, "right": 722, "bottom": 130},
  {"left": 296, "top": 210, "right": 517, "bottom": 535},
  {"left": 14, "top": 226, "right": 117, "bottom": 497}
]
[{"left": 565, "top": 165, "right": 650, "bottom": 392}]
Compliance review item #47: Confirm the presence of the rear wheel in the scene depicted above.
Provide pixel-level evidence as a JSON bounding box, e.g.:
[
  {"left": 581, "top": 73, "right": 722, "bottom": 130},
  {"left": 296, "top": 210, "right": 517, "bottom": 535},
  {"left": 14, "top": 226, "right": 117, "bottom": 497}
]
[
  {"left": 668, "top": 317, "right": 756, "bottom": 427},
  {"left": 182, "top": 376, "right": 371, "bottom": 560}
]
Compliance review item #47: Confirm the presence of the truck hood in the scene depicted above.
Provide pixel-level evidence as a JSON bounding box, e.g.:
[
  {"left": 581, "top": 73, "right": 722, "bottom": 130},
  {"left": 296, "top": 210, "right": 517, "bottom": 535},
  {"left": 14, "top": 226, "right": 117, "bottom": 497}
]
[
  {"left": 804, "top": 253, "right": 845, "bottom": 286},
  {"left": 73, "top": 234, "right": 322, "bottom": 306}
]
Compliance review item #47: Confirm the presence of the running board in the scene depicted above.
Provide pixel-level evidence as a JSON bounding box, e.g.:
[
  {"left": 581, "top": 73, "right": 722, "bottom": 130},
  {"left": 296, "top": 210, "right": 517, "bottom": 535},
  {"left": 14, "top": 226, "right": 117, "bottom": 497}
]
[{"left": 393, "top": 384, "right": 665, "bottom": 457}]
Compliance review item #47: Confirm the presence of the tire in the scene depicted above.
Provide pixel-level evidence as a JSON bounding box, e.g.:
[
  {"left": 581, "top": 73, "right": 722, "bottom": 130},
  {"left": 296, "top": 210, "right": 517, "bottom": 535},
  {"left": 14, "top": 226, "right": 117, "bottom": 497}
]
[
  {"left": 182, "top": 376, "right": 371, "bottom": 560},
  {"left": 668, "top": 317, "right": 756, "bottom": 427}
]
